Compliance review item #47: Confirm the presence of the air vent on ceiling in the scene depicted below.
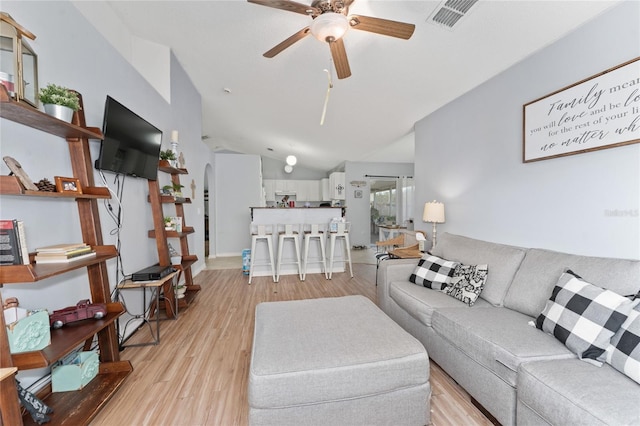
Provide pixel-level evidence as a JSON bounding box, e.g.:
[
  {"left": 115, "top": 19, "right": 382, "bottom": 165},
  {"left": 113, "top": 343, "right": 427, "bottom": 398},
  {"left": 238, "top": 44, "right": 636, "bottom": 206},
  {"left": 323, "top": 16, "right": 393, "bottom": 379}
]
[{"left": 428, "top": 0, "right": 479, "bottom": 29}]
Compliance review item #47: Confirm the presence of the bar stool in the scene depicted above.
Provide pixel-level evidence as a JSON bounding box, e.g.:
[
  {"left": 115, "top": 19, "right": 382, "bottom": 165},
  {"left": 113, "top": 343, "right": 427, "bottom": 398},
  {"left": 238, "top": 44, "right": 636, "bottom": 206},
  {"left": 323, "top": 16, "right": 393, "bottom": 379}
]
[
  {"left": 249, "top": 224, "right": 276, "bottom": 284},
  {"left": 302, "top": 223, "right": 328, "bottom": 280},
  {"left": 327, "top": 221, "right": 353, "bottom": 279},
  {"left": 276, "top": 224, "right": 302, "bottom": 282}
]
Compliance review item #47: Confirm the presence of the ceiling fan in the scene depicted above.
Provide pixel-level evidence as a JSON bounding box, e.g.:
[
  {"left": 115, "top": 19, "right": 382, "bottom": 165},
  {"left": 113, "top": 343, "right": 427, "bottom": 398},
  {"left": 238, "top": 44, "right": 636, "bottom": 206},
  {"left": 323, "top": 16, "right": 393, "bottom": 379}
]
[{"left": 248, "top": 0, "right": 415, "bottom": 79}]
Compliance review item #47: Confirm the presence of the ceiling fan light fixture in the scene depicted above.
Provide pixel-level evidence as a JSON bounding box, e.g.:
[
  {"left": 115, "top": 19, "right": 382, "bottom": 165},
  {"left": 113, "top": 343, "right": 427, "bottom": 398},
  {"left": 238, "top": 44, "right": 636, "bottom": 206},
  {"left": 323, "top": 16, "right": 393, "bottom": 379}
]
[{"left": 310, "top": 12, "right": 349, "bottom": 42}]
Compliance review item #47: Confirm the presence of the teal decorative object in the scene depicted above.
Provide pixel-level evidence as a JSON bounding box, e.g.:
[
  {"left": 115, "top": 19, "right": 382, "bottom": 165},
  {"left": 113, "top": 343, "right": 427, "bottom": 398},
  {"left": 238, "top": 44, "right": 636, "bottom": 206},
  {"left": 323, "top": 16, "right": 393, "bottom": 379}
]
[
  {"left": 5, "top": 309, "right": 50, "bottom": 353},
  {"left": 52, "top": 351, "right": 99, "bottom": 392}
]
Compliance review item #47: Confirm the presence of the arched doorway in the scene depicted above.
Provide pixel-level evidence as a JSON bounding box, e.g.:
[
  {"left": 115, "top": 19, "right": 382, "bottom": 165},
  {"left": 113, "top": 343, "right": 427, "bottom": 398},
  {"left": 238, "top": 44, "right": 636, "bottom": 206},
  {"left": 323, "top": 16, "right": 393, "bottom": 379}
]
[{"left": 204, "top": 163, "right": 214, "bottom": 258}]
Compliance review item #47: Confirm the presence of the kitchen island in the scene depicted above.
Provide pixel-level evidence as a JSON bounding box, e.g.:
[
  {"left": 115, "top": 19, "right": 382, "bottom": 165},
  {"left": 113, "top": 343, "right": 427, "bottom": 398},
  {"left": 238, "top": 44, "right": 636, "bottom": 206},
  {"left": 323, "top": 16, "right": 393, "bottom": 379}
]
[{"left": 249, "top": 207, "right": 348, "bottom": 278}]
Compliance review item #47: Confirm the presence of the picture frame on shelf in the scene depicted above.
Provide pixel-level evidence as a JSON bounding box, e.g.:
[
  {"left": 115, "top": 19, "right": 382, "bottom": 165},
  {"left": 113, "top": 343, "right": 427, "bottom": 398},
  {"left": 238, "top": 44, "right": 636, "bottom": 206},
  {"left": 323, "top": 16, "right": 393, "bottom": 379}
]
[{"left": 54, "top": 176, "right": 82, "bottom": 194}]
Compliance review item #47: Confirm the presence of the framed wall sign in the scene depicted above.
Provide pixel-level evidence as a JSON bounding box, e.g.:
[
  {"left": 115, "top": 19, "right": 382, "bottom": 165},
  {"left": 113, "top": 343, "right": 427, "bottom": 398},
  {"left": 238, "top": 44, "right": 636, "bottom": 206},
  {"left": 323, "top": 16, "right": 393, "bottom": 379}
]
[{"left": 523, "top": 57, "right": 640, "bottom": 163}]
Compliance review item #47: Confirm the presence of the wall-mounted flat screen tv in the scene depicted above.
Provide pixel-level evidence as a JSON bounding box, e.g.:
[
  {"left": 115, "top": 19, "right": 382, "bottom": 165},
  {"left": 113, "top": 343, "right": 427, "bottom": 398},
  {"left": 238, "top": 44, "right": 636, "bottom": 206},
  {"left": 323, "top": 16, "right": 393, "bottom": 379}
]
[{"left": 95, "top": 95, "right": 162, "bottom": 180}]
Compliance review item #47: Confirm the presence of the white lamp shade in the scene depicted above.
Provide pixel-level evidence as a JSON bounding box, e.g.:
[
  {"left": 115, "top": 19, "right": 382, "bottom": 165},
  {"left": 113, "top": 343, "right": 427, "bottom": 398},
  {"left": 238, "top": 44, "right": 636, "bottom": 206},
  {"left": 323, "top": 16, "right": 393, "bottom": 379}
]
[
  {"left": 310, "top": 13, "right": 349, "bottom": 42},
  {"left": 284, "top": 165, "right": 293, "bottom": 173},
  {"left": 423, "top": 201, "right": 445, "bottom": 223},
  {"left": 286, "top": 155, "right": 297, "bottom": 166}
]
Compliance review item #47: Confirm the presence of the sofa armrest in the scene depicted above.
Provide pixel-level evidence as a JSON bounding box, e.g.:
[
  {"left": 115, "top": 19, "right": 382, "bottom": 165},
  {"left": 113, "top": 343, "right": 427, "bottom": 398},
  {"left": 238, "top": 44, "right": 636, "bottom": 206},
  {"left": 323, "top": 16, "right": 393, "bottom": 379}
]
[{"left": 376, "top": 258, "right": 419, "bottom": 311}]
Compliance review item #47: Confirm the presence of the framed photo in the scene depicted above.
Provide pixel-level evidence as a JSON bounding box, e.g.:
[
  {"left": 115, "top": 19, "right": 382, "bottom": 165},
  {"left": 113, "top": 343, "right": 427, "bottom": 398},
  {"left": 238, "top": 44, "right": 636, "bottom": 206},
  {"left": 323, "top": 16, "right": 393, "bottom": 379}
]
[
  {"left": 54, "top": 176, "right": 82, "bottom": 194},
  {"left": 523, "top": 57, "right": 640, "bottom": 163}
]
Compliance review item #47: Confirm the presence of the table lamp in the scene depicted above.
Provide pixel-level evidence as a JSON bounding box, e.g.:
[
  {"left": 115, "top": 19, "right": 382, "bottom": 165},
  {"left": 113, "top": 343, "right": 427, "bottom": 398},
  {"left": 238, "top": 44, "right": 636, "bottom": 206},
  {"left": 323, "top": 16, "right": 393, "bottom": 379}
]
[{"left": 423, "top": 201, "right": 445, "bottom": 251}]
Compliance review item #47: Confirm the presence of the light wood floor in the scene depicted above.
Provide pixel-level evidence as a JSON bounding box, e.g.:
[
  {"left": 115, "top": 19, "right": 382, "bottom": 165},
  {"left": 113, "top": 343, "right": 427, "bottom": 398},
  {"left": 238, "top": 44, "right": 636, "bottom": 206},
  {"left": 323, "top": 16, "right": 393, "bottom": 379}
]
[{"left": 90, "top": 262, "right": 493, "bottom": 426}]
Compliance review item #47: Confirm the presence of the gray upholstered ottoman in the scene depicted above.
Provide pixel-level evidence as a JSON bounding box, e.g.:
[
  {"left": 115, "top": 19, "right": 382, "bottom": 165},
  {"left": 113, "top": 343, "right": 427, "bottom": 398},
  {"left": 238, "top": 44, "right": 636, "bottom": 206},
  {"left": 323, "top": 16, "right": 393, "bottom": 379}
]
[{"left": 249, "top": 295, "right": 431, "bottom": 426}]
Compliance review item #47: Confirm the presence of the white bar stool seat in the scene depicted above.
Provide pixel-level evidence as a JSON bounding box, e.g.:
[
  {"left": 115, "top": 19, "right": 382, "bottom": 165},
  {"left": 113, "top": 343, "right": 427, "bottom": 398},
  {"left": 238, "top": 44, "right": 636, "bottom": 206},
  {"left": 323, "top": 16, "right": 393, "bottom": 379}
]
[
  {"left": 249, "top": 224, "right": 276, "bottom": 284},
  {"left": 276, "top": 223, "right": 302, "bottom": 282},
  {"left": 302, "top": 223, "right": 328, "bottom": 280},
  {"left": 327, "top": 221, "right": 353, "bottom": 280}
]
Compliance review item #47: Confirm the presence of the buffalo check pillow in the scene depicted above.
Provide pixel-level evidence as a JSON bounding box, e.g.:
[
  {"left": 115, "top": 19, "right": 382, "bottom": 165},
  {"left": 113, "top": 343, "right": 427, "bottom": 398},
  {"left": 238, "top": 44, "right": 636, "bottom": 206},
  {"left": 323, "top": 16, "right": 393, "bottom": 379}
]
[
  {"left": 534, "top": 270, "right": 635, "bottom": 366},
  {"left": 409, "top": 254, "right": 458, "bottom": 290},
  {"left": 605, "top": 300, "right": 640, "bottom": 384}
]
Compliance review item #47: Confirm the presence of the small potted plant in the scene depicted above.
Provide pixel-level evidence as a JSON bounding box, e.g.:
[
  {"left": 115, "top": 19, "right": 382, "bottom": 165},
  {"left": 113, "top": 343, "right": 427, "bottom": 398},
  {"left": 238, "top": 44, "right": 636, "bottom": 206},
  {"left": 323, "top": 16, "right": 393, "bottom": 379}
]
[
  {"left": 164, "top": 216, "right": 175, "bottom": 231},
  {"left": 162, "top": 182, "right": 184, "bottom": 197},
  {"left": 38, "top": 83, "right": 80, "bottom": 123},
  {"left": 159, "top": 149, "right": 176, "bottom": 168}
]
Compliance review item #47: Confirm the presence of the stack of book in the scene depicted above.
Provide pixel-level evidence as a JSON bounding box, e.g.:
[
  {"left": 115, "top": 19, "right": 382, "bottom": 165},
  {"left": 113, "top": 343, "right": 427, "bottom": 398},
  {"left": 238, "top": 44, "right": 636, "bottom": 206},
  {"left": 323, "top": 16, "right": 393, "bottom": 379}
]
[
  {"left": 0, "top": 219, "right": 29, "bottom": 265},
  {"left": 34, "top": 243, "right": 96, "bottom": 264}
]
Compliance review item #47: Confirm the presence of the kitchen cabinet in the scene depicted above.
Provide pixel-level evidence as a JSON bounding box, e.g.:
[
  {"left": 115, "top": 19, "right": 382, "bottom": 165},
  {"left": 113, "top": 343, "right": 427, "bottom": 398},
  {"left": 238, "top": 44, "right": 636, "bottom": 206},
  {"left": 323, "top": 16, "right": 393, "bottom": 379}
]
[
  {"left": 264, "top": 179, "right": 322, "bottom": 202},
  {"left": 263, "top": 180, "right": 276, "bottom": 202},
  {"left": 302, "top": 180, "right": 321, "bottom": 202},
  {"left": 321, "top": 178, "right": 330, "bottom": 201},
  {"left": 329, "top": 172, "right": 346, "bottom": 200}
]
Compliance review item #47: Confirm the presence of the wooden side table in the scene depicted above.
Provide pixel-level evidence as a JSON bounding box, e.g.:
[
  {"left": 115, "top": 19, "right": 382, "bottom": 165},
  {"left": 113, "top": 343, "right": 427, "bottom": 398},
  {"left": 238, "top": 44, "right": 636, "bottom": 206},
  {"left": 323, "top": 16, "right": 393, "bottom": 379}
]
[
  {"left": 388, "top": 246, "right": 423, "bottom": 259},
  {"left": 116, "top": 271, "right": 178, "bottom": 348}
]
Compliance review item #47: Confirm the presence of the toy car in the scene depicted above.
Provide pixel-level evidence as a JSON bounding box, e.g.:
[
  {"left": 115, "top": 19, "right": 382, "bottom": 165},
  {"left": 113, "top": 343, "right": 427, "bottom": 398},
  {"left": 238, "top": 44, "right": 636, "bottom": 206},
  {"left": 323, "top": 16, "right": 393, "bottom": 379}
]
[{"left": 49, "top": 299, "right": 107, "bottom": 329}]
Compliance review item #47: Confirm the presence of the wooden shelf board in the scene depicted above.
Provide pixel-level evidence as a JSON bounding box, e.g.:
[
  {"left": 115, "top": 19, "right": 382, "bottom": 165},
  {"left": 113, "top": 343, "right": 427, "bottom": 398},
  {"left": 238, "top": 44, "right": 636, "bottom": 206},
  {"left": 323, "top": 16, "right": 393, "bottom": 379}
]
[
  {"left": 22, "top": 360, "right": 133, "bottom": 426},
  {"left": 148, "top": 227, "right": 195, "bottom": 239},
  {"left": 11, "top": 303, "right": 125, "bottom": 370},
  {"left": 0, "top": 246, "right": 118, "bottom": 284},
  {"left": 180, "top": 255, "right": 198, "bottom": 270},
  {"left": 0, "top": 176, "right": 111, "bottom": 198},
  {"left": 0, "top": 367, "right": 17, "bottom": 381},
  {"left": 158, "top": 164, "right": 188, "bottom": 175},
  {"left": 146, "top": 194, "right": 192, "bottom": 204},
  {"left": 0, "top": 86, "right": 103, "bottom": 140}
]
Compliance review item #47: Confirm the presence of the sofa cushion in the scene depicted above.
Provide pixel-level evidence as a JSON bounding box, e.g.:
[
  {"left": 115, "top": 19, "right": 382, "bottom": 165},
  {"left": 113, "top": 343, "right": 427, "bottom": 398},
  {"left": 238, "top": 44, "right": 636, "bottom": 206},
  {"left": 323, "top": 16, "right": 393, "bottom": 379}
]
[
  {"left": 431, "top": 307, "right": 574, "bottom": 386},
  {"left": 430, "top": 233, "right": 526, "bottom": 306},
  {"left": 605, "top": 301, "right": 640, "bottom": 384},
  {"left": 504, "top": 248, "right": 640, "bottom": 318},
  {"left": 534, "top": 270, "right": 636, "bottom": 366},
  {"left": 518, "top": 359, "right": 640, "bottom": 426},
  {"left": 441, "top": 263, "right": 488, "bottom": 306},
  {"left": 409, "top": 254, "right": 457, "bottom": 290},
  {"left": 389, "top": 280, "right": 491, "bottom": 327}
]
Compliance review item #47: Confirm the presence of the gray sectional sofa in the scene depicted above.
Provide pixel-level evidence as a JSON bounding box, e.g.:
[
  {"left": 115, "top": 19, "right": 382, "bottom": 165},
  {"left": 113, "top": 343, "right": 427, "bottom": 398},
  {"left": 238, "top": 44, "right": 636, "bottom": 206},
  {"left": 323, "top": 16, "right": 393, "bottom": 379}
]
[{"left": 377, "top": 232, "right": 640, "bottom": 425}]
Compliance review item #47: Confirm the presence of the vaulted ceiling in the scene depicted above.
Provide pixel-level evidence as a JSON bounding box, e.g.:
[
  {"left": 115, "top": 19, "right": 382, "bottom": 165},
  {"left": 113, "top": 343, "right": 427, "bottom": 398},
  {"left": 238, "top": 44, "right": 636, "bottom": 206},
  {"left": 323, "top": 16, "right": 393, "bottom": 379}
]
[{"left": 94, "top": 1, "right": 619, "bottom": 171}]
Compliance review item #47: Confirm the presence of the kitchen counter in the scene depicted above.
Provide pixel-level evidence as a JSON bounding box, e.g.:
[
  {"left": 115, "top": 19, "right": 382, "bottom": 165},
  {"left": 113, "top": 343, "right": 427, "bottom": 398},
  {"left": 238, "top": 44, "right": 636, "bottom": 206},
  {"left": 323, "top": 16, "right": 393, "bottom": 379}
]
[{"left": 249, "top": 207, "right": 348, "bottom": 278}]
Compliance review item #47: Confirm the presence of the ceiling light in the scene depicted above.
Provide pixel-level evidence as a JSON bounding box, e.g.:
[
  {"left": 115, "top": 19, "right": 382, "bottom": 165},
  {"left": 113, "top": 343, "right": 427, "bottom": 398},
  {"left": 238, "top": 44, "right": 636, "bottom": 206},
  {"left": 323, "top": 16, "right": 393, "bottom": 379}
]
[
  {"left": 286, "top": 155, "right": 297, "bottom": 166},
  {"left": 310, "top": 13, "right": 349, "bottom": 42},
  {"left": 284, "top": 165, "right": 293, "bottom": 173}
]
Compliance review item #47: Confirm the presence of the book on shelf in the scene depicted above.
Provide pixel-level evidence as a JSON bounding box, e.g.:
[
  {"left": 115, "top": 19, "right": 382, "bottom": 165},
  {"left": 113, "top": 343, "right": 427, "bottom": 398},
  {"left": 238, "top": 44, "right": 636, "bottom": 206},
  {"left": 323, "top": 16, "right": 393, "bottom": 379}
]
[
  {"left": 35, "top": 242, "right": 90, "bottom": 253},
  {"left": 0, "top": 219, "right": 29, "bottom": 265},
  {"left": 36, "top": 246, "right": 92, "bottom": 258},
  {"left": 34, "top": 250, "right": 96, "bottom": 264},
  {"left": 15, "top": 220, "right": 29, "bottom": 265}
]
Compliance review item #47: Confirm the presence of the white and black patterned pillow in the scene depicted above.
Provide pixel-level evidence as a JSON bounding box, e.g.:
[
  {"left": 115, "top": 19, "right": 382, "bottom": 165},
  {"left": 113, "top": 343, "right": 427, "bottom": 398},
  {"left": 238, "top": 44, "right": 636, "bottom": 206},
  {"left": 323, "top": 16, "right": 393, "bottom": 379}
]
[
  {"left": 409, "top": 254, "right": 458, "bottom": 290},
  {"left": 534, "top": 270, "right": 635, "bottom": 366},
  {"left": 441, "top": 263, "right": 488, "bottom": 306},
  {"left": 605, "top": 301, "right": 640, "bottom": 384}
]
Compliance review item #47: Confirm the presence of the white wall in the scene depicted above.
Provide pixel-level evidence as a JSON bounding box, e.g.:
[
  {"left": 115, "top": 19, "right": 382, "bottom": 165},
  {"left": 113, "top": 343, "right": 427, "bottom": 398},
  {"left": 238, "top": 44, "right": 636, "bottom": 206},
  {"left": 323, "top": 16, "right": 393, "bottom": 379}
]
[
  {"left": 414, "top": 0, "right": 640, "bottom": 259},
  {"left": 213, "top": 153, "right": 262, "bottom": 256},
  {"left": 0, "top": 1, "right": 209, "bottom": 385}
]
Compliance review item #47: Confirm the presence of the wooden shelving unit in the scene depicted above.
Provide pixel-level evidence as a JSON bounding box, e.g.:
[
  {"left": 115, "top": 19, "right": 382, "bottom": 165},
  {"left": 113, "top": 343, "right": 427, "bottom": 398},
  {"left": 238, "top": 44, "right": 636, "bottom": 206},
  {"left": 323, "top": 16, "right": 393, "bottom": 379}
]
[
  {"left": 0, "top": 86, "right": 132, "bottom": 425},
  {"left": 147, "top": 164, "right": 200, "bottom": 317}
]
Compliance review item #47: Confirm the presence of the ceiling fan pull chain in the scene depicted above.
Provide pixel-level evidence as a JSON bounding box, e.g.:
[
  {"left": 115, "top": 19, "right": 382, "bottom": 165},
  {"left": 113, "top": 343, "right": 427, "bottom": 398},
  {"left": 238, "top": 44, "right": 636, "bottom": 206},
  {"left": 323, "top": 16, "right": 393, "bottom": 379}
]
[{"left": 320, "top": 67, "right": 334, "bottom": 126}]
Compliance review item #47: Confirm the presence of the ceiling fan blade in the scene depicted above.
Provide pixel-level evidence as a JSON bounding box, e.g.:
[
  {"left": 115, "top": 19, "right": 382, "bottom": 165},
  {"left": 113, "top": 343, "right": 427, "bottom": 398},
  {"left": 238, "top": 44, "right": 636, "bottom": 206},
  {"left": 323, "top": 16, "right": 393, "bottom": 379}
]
[
  {"left": 247, "top": 0, "right": 319, "bottom": 16},
  {"left": 329, "top": 38, "right": 351, "bottom": 79},
  {"left": 348, "top": 15, "right": 415, "bottom": 40},
  {"left": 263, "top": 27, "right": 311, "bottom": 58}
]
